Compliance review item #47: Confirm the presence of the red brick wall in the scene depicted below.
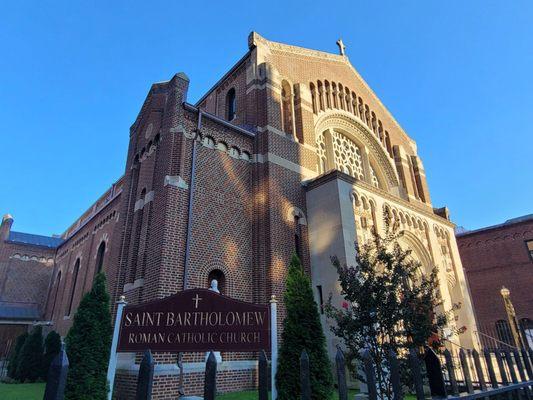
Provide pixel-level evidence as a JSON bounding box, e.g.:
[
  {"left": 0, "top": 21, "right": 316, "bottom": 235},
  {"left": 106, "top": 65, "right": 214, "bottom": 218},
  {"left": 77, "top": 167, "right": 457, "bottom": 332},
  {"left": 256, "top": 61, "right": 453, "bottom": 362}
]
[
  {"left": 0, "top": 243, "right": 55, "bottom": 313},
  {"left": 457, "top": 219, "right": 533, "bottom": 330},
  {"left": 46, "top": 195, "right": 122, "bottom": 335}
]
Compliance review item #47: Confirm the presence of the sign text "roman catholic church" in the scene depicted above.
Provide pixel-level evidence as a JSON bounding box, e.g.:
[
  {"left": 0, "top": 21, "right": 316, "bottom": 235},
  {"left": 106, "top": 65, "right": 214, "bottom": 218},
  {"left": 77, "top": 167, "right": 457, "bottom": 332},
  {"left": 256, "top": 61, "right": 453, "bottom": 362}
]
[{"left": 117, "top": 289, "right": 270, "bottom": 352}]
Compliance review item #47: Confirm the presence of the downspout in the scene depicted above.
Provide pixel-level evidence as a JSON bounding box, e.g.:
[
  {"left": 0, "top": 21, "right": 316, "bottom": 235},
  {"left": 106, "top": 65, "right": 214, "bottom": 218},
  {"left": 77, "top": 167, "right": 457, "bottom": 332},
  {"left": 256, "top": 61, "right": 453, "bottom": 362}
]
[
  {"left": 178, "top": 107, "right": 201, "bottom": 395},
  {"left": 182, "top": 108, "right": 202, "bottom": 290}
]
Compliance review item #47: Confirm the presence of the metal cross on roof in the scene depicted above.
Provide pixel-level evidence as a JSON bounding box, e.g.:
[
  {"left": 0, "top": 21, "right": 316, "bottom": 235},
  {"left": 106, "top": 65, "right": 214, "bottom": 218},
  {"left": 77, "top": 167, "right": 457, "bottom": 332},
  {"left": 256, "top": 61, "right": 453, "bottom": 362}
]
[{"left": 336, "top": 39, "right": 346, "bottom": 56}]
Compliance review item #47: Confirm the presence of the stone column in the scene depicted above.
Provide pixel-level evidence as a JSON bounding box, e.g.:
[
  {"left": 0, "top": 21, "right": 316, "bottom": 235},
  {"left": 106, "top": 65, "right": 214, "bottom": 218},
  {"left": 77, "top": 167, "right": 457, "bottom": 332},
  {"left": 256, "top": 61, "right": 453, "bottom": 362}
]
[{"left": 361, "top": 147, "right": 373, "bottom": 183}]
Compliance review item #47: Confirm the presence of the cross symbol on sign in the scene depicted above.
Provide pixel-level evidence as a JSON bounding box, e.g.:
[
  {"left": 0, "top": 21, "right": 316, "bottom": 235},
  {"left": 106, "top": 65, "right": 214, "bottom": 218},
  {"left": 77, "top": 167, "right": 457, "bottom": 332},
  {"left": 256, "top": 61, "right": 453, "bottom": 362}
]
[{"left": 192, "top": 294, "right": 202, "bottom": 309}]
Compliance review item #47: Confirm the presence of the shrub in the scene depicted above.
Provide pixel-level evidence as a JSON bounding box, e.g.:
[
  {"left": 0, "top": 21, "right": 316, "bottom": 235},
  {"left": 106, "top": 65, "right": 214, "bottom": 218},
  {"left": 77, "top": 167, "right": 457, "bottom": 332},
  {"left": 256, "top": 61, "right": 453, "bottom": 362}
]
[
  {"left": 64, "top": 272, "right": 112, "bottom": 400},
  {"left": 276, "top": 254, "right": 333, "bottom": 400},
  {"left": 7, "top": 332, "right": 28, "bottom": 379},
  {"left": 16, "top": 325, "right": 44, "bottom": 382}
]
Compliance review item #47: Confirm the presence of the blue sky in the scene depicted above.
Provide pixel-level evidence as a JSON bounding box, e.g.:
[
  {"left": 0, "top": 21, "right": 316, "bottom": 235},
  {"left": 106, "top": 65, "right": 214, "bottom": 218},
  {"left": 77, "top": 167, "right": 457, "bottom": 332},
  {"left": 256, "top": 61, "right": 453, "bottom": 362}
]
[{"left": 1, "top": 1, "right": 531, "bottom": 236}]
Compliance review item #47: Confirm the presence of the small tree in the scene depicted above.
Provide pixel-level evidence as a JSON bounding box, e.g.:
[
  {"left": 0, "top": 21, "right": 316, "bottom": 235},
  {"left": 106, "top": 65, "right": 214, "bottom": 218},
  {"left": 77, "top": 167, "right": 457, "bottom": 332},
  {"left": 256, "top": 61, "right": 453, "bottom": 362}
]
[
  {"left": 7, "top": 332, "right": 28, "bottom": 379},
  {"left": 326, "top": 218, "right": 462, "bottom": 399},
  {"left": 65, "top": 272, "right": 112, "bottom": 400},
  {"left": 16, "top": 325, "right": 44, "bottom": 382},
  {"left": 42, "top": 330, "right": 61, "bottom": 379},
  {"left": 276, "top": 254, "right": 333, "bottom": 400}
]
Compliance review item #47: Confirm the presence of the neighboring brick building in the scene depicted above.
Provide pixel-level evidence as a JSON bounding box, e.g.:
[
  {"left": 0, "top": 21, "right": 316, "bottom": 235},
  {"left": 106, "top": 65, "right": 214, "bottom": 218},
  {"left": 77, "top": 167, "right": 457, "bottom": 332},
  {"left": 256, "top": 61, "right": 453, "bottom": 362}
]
[
  {"left": 0, "top": 214, "right": 62, "bottom": 359},
  {"left": 1, "top": 33, "right": 479, "bottom": 397},
  {"left": 457, "top": 214, "right": 533, "bottom": 349}
]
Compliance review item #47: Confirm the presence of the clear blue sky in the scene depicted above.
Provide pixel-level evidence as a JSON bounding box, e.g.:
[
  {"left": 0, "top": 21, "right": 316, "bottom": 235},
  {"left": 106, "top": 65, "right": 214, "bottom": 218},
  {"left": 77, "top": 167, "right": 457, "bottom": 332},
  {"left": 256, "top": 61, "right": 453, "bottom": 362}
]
[{"left": 1, "top": 1, "right": 531, "bottom": 236}]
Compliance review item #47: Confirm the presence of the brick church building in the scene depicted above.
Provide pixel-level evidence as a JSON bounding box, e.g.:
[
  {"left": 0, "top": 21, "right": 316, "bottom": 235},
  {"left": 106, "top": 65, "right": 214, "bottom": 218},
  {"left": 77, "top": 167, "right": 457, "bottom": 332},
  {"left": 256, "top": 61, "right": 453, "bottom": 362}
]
[
  {"left": 0, "top": 33, "right": 479, "bottom": 397},
  {"left": 457, "top": 215, "right": 533, "bottom": 349}
]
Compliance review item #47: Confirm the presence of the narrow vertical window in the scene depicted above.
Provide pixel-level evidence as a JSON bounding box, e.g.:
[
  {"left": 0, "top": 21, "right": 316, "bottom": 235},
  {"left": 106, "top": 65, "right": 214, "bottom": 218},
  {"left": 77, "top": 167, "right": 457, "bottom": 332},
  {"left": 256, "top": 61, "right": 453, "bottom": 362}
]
[
  {"left": 324, "top": 81, "right": 331, "bottom": 108},
  {"left": 332, "top": 83, "right": 338, "bottom": 108},
  {"left": 338, "top": 84, "right": 345, "bottom": 110},
  {"left": 525, "top": 240, "right": 533, "bottom": 262},
  {"left": 67, "top": 259, "right": 80, "bottom": 316},
  {"left": 51, "top": 271, "right": 61, "bottom": 319},
  {"left": 364, "top": 105, "right": 371, "bottom": 126},
  {"left": 310, "top": 83, "right": 317, "bottom": 113},
  {"left": 226, "top": 88, "right": 236, "bottom": 121},
  {"left": 317, "top": 81, "right": 325, "bottom": 111},
  {"left": 294, "top": 215, "right": 302, "bottom": 260},
  {"left": 345, "top": 87, "right": 352, "bottom": 113},
  {"left": 281, "top": 80, "right": 294, "bottom": 136},
  {"left": 385, "top": 131, "right": 393, "bottom": 157},
  {"left": 95, "top": 241, "right": 106, "bottom": 274}
]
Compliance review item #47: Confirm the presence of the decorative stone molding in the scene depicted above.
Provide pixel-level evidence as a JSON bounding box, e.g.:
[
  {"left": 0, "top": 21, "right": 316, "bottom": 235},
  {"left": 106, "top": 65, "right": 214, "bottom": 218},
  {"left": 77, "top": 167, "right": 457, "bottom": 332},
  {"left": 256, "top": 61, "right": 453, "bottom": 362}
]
[
  {"left": 133, "top": 199, "right": 144, "bottom": 212},
  {"left": 169, "top": 124, "right": 190, "bottom": 138},
  {"left": 164, "top": 175, "right": 189, "bottom": 189},
  {"left": 314, "top": 111, "right": 399, "bottom": 189},
  {"left": 286, "top": 206, "right": 307, "bottom": 226},
  {"left": 144, "top": 190, "right": 154, "bottom": 204},
  {"left": 249, "top": 31, "right": 346, "bottom": 63},
  {"left": 144, "top": 123, "right": 153, "bottom": 139},
  {"left": 10, "top": 253, "right": 54, "bottom": 266},
  {"left": 123, "top": 279, "right": 143, "bottom": 293},
  {"left": 252, "top": 152, "right": 316, "bottom": 179}
]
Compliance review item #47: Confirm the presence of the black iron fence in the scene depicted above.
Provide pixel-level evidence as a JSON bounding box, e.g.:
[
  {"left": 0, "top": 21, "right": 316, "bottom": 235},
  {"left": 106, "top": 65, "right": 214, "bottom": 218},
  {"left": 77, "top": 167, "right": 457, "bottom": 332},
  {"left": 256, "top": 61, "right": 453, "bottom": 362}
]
[
  {"left": 316, "top": 345, "right": 533, "bottom": 400},
  {"left": 40, "top": 343, "right": 533, "bottom": 400}
]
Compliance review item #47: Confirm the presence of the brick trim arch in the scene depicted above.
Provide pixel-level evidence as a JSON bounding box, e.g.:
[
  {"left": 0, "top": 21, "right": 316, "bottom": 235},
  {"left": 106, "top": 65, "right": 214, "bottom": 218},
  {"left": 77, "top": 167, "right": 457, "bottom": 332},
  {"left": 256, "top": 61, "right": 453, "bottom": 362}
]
[{"left": 314, "top": 111, "right": 399, "bottom": 189}]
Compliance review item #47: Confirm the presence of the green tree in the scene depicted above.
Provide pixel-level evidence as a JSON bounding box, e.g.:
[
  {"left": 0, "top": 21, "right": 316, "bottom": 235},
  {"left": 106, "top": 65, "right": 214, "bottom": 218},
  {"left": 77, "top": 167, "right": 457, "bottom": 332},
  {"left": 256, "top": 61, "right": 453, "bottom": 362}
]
[
  {"left": 42, "top": 330, "right": 62, "bottom": 379},
  {"left": 16, "top": 325, "right": 44, "bottom": 382},
  {"left": 65, "top": 272, "right": 112, "bottom": 400},
  {"left": 326, "top": 218, "right": 463, "bottom": 399},
  {"left": 276, "top": 254, "right": 333, "bottom": 400},
  {"left": 7, "top": 332, "right": 28, "bottom": 379}
]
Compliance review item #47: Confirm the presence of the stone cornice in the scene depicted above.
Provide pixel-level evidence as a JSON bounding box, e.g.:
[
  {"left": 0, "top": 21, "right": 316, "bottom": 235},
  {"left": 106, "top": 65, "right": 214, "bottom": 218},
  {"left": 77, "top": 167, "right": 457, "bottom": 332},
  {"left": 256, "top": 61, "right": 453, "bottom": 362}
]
[
  {"left": 354, "top": 178, "right": 455, "bottom": 228},
  {"left": 303, "top": 169, "right": 356, "bottom": 191},
  {"left": 304, "top": 170, "right": 454, "bottom": 228},
  {"left": 249, "top": 31, "right": 346, "bottom": 63}
]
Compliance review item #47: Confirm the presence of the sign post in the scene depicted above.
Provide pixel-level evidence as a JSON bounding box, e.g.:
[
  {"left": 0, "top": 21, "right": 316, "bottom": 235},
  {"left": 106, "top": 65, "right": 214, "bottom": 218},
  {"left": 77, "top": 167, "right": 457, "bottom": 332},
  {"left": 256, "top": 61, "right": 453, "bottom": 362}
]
[
  {"left": 107, "top": 295, "right": 127, "bottom": 400},
  {"left": 270, "top": 295, "right": 278, "bottom": 400}
]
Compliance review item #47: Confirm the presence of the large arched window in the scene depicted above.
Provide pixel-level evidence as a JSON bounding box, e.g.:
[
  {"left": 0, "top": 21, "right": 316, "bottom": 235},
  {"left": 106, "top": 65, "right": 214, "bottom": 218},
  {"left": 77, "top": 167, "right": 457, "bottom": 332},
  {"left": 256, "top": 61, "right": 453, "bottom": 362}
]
[
  {"left": 51, "top": 271, "right": 61, "bottom": 319},
  {"left": 226, "top": 88, "right": 236, "bottom": 121},
  {"left": 316, "top": 128, "right": 387, "bottom": 189},
  {"left": 95, "top": 241, "right": 106, "bottom": 275},
  {"left": 67, "top": 259, "right": 80, "bottom": 316},
  {"left": 207, "top": 269, "right": 226, "bottom": 295}
]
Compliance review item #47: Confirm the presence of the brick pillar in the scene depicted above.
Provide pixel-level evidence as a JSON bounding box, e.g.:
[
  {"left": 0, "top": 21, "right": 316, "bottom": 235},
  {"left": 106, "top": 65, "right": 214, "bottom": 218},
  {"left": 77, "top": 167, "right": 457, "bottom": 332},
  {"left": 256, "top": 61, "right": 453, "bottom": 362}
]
[
  {"left": 392, "top": 144, "right": 416, "bottom": 200},
  {"left": 411, "top": 155, "right": 432, "bottom": 205}
]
